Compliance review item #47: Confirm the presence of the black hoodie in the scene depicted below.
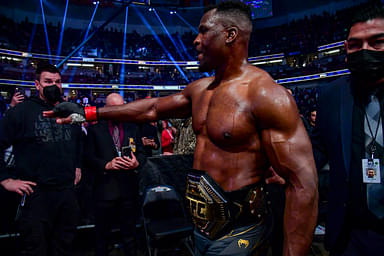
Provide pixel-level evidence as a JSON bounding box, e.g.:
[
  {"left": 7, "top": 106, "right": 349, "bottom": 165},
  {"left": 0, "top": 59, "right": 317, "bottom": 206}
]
[{"left": 0, "top": 97, "right": 82, "bottom": 189}]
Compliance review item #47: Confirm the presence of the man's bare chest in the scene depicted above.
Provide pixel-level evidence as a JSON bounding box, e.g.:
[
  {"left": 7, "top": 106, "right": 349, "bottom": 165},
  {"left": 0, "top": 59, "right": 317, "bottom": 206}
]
[{"left": 191, "top": 87, "right": 256, "bottom": 147}]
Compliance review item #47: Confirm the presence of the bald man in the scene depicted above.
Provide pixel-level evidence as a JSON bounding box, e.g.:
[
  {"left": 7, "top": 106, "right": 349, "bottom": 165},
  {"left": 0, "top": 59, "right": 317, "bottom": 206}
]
[
  {"left": 45, "top": 2, "right": 317, "bottom": 255},
  {"left": 84, "top": 93, "right": 145, "bottom": 256}
]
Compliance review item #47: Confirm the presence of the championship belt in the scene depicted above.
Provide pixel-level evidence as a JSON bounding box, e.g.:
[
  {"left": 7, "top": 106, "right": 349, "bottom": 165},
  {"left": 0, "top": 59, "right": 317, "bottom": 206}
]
[{"left": 186, "top": 170, "right": 269, "bottom": 240}]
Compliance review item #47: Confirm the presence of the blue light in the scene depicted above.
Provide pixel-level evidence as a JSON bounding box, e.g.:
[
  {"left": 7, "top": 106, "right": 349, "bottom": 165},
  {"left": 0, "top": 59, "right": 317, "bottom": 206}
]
[
  {"left": 120, "top": 6, "right": 129, "bottom": 84},
  {"left": 175, "top": 12, "right": 198, "bottom": 34},
  {"left": 56, "top": 0, "right": 69, "bottom": 62},
  {"left": 134, "top": 6, "right": 190, "bottom": 83},
  {"left": 153, "top": 9, "right": 185, "bottom": 61},
  {"left": 39, "top": 0, "right": 52, "bottom": 63}
]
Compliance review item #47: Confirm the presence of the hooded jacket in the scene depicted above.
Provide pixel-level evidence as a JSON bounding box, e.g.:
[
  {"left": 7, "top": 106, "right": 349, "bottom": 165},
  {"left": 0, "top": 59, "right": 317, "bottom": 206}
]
[{"left": 0, "top": 96, "right": 82, "bottom": 189}]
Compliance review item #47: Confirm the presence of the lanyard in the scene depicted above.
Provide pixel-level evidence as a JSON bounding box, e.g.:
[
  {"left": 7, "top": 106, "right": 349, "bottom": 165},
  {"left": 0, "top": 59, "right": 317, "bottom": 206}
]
[{"left": 364, "top": 109, "right": 382, "bottom": 159}]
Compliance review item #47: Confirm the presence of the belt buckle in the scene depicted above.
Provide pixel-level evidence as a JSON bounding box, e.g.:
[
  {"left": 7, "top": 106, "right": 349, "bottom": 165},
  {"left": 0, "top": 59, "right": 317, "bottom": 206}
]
[{"left": 186, "top": 173, "right": 232, "bottom": 239}]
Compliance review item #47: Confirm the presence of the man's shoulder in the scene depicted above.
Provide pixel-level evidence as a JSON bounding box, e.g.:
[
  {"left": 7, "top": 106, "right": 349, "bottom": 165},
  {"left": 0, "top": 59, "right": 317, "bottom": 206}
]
[
  {"left": 246, "top": 66, "right": 287, "bottom": 101},
  {"left": 185, "top": 76, "right": 214, "bottom": 91}
]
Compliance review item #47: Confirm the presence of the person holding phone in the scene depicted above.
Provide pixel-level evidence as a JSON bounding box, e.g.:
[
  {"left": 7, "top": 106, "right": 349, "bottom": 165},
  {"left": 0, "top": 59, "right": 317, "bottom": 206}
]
[
  {"left": 10, "top": 89, "right": 25, "bottom": 108},
  {"left": 84, "top": 93, "right": 145, "bottom": 256},
  {"left": 139, "top": 122, "right": 160, "bottom": 157}
]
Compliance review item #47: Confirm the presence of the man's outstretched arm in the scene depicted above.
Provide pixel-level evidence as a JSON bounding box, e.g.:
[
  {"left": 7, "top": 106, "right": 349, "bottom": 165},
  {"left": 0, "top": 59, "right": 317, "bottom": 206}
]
[
  {"left": 253, "top": 82, "right": 318, "bottom": 256},
  {"left": 44, "top": 90, "right": 192, "bottom": 124}
]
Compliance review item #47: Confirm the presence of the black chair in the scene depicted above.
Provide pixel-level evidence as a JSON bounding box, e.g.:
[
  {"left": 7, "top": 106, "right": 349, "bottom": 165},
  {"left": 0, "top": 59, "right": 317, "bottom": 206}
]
[{"left": 142, "top": 185, "right": 195, "bottom": 256}]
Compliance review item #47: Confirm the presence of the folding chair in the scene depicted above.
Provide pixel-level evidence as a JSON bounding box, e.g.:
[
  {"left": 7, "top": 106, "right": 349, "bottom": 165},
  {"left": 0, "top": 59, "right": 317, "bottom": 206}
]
[{"left": 142, "top": 185, "right": 195, "bottom": 256}]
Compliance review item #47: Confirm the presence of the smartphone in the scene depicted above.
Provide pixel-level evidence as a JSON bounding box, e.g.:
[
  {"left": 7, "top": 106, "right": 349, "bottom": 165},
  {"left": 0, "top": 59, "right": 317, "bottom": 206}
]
[
  {"left": 15, "top": 87, "right": 27, "bottom": 98},
  {"left": 121, "top": 146, "right": 132, "bottom": 158}
]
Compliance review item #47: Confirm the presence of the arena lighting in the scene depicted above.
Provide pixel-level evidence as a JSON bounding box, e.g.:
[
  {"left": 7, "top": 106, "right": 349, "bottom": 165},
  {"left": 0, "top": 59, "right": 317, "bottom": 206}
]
[
  {"left": 250, "top": 58, "right": 284, "bottom": 65},
  {"left": 69, "top": 1, "right": 99, "bottom": 82},
  {"left": 79, "top": 1, "right": 99, "bottom": 56},
  {"left": 148, "top": 7, "right": 154, "bottom": 11},
  {"left": 185, "top": 66, "right": 199, "bottom": 70},
  {"left": 153, "top": 9, "right": 186, "bottom": 60},
  {"left": 318, "top": 41, "right": 344, "bottom": 51},
  {"left": 269, "top": 59, "right": 283, "bottom": 63},
  {"left": 0, "top": 47, "right": 284, "bottom": 67},
  {"left": 0, "top": 69, "right": 351, "bottom": 90},
  {"left": 251, "top": 61, "right": 267, "bottom": 65},
  {"left": 324, "top": 49, "right": 341, "bottom": 55},
  {"left": 56, "top": 1, "right": 134, "bottom": 68},
  {"left": 134, "top": 6, "right": 190, "bottom": 82},
  {"left": 120, "top": 6, "right": 129, "bottom": 84},
  {"left": 39, "top": 0, "right": 52, "bottom": 63},
  {"left": 248, "top": 53, "right": 284, "bottom": 61},
  {"left": 22, "top": 15, "right": 38, "bottom": 81},
  {"left": 56, "top": 0, "right": 69, "bottom": 60},
  {"left": 175, "top": 12, "right": 198, "bottom": 34},
  {"left": 276, "top": 69, "right": 350, "bottom": 84},
  {"left": 176, "top": 32, "right": 194, "bottom": 61},
  {"left": 66, "top": 63, "right": 94, "bottom": 67}
]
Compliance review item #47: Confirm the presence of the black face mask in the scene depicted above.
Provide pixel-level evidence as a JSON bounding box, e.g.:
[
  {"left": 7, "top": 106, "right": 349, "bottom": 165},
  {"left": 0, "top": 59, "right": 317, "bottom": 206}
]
[
  {"left": 43, "top": 85, "right": 62, "bottom": 104},
  {"left": 347, "top": 49, "right": 384, "bottom": 84}
]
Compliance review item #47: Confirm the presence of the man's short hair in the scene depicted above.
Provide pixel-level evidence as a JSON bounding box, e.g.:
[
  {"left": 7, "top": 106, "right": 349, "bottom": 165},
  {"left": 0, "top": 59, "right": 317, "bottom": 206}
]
[
  {"left": 36, "top": 63, "right": 61, "bottom": 81},
  {"left": 350, "top": 2, "right": 384, "bottom": 29},
  {"left": 205, "top": 1, "right": 252, "bottom": 35}
]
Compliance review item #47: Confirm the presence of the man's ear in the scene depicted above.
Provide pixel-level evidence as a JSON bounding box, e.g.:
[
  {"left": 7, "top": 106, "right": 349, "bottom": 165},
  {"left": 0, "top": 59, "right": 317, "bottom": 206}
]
[
  {"left": 225, "top": 27, "right": 238, "bottom": 44},
  {"left": 34, "top": 80, "right": 40, "bottom": 90}
]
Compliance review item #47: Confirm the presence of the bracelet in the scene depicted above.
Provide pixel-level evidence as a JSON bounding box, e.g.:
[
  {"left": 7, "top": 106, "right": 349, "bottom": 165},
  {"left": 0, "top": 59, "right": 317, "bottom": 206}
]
[{"left": 84, "top": 106, "right": 98, "bottom": 121}]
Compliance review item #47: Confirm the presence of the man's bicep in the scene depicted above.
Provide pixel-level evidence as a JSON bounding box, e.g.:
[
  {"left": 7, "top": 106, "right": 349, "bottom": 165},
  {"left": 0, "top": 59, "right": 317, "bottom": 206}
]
[
  {"left": 156, "top": 90, "right": 192, "bottom": 120},
  {"left": 261, "top": 113, "right": 315, "bottom": 181}
]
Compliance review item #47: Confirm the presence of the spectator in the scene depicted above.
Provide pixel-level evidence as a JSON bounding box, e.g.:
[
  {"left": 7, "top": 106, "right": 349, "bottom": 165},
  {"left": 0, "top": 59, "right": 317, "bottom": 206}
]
[
  {"left": 0, "top": 63, "right": 82, "bottom": 255},
  {"left": 84, "top": 93, "right": 146, "bottom": 256},
  {"left": 161, "top": 120, "right": 176, "bottom": 155}
]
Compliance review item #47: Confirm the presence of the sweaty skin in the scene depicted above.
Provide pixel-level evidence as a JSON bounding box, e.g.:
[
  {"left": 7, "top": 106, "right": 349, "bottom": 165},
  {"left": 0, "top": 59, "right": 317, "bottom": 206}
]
[{"left": 45, "top": 8, "right": 318, "bottom": 256}]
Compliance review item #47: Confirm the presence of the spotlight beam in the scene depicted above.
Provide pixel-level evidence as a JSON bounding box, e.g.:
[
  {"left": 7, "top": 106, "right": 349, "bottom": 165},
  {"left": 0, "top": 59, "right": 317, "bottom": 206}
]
[
  {"left": 134, "top": 6, "right": 190, "bottom": 83},
  {"left": 69, "top": 1, "right": 99, "bottom": 82},
  {"left": 120, "top": 6, "right": 129, "bottom": 84},
  {"left": 153, "top": 9, "right": 185, "bottom": 60},
  {"left": 176, "top": 31, "right": 194, "bottom": 61},
  {"left": 79, "top": 1, "right": 99, "bottom": 56},
  {"left": 39, "top": 0, "right": 52, "bottom": 62},
  {"left": 56, "top": 0, "right": 134, "bottom": 68},
  {"left": 56, "top": 0, "right": 69, "bottom": 59},
  {"left": 175, "top": 12, "right": 198, "bottom": 34},
  {"left": 22, "top": 14, "right": 38, "bottom": 81}
]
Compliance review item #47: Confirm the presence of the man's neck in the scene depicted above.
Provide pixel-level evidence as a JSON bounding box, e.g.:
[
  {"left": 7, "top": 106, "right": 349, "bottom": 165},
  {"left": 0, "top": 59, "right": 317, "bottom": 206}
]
[{"left": 214, "top": 56, "right": 249, "bottom": 83}]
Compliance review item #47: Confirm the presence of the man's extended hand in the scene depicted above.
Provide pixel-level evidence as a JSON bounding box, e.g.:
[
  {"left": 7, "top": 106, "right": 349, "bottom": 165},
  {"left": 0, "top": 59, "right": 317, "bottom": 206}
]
[
  {"left": 0, "top": 178, "right": 36, "bottom": 196},
  {"left": 43, "top": 102, "right": 86, "bottom": 124}
]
